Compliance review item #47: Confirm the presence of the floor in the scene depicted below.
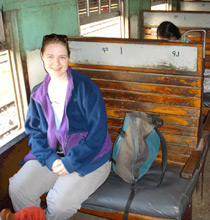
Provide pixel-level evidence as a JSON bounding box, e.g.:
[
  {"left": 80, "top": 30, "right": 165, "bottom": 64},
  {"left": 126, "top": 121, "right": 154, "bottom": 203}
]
[
  {"left": 69, "top": 149, "right": 210, "bottom": 220},
  {"left": 192, "top": 147, "right": 210, "bottom": 220}
]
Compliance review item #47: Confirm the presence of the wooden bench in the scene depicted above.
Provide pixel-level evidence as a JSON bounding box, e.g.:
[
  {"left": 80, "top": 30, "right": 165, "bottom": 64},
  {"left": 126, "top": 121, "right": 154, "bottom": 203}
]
[
  {"left": 180, "top": 0, "right": 210, "bottom": 12},
  {"left": 140, "top": 11, "right": 210, "bottom": 68},
  {"left": 67, "top": 37, "right": 210, "bottom": 220},
  {"left": 140, "top": 10, "right": 210, "bottom": 117}
]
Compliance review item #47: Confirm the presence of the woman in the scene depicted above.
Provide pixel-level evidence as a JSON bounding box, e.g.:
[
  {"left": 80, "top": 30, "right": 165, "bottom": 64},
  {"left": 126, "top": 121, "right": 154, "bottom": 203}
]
[
  {"left": 157, "top": 21, "right": 181, "bottom": 40},
  {"left": 9, "top": 34, "right": 112, "bottom": 220}
]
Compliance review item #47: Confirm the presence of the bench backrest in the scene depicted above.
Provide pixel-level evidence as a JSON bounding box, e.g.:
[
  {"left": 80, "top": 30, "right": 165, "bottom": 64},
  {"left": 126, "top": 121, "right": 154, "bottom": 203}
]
[
  {"left": 140, "top": 11, "right": 210, "bottom": 69},
  {"left": 180, "top": 1, "right": 210, "bottom": 11},
  {"left": 68, "top": 38, "right": 204, "bottom": 167}
]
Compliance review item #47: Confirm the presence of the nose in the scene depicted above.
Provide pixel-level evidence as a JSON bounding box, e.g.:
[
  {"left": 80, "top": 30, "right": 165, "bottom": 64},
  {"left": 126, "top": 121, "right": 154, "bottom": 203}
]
[{"left": 54, "top": 58, "right": 60, "bottom": 65}]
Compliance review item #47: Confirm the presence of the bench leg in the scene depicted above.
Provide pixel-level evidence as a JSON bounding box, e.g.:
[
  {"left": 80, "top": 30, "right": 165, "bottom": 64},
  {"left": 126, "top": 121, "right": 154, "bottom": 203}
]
[
  {"left": 194, "top": 169, "right": 204, "bottom": 205},
  {"left": 182, "top": 200, "right": 192, "bottom": 220}
]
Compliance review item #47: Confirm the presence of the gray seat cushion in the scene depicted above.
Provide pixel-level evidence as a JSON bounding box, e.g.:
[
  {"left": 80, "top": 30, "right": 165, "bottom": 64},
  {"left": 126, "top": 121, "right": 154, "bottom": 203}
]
[
  {"left": 82, "top": 164, "right": 199, "bottom": 219},
  {"left": 203, "top": 93, "right": 210, "bottom": 107}
]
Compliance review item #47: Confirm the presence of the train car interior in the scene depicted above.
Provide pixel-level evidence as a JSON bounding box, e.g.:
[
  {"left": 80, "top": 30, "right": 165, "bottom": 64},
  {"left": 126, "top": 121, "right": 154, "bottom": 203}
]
[{"left": 0, "top": 0, "right": 210, "bottom": 220}]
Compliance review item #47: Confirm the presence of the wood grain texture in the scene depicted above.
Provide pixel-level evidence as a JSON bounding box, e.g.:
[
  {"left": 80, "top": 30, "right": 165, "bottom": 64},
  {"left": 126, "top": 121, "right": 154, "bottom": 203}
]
[
  {"left": 68, "top": 38, "right": 205, "bottom": 220},
  {"left": 71, "top": 51, "right": 203, "bottom": 164}
]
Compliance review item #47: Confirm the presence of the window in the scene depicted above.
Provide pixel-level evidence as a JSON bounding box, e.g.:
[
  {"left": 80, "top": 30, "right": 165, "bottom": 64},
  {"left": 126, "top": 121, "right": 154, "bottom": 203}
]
[
  {"left": 151, "top": 0, "right": 169, "bottom": 10},
  {"left": 78, "top": 0, "right": 124, "bottom": 38},
  {"left": 0, "top": 10, "right": 28, "bottom": 153},
  {"left": 78, "top": 0, "right": 121, "bottom": 25},
  {"left": 0, "top": 51, "right": 18, "bottom": 145}
]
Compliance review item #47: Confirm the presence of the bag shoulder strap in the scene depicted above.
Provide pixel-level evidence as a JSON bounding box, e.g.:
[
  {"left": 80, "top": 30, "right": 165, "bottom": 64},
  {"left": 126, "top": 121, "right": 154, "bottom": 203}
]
[
  {"left": 123, "top": 182, "right": 136, "bottom": 220},
  {"left": 151, "top": 115, "right": 168, "bottom": 186},
  {"left": 154, "top": 127, "right": 168, "bottom": 186}
]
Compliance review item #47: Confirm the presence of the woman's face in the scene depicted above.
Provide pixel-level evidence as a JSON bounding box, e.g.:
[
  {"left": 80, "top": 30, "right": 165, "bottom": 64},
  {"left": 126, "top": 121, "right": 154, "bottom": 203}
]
[{"left": 41, "top": 42, "right": 69, "bottom": 80}]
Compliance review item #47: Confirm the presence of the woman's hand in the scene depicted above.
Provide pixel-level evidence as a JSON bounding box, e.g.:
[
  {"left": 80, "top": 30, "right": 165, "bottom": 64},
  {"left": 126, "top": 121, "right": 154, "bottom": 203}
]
[{"left": 52, "top": 159, "right": 69, "bottom": 175}]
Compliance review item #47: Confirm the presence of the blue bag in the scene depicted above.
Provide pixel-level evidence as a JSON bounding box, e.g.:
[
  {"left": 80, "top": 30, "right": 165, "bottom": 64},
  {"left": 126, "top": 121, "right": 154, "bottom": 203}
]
[{"left": 111, "top": 111, "right": 168, "bottom": 220}]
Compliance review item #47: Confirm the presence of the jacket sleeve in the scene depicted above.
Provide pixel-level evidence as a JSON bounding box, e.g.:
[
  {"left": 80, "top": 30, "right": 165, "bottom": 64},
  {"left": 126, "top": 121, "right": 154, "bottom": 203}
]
[
  {"left": 61, "top": 79, "right": 110, "bottom": 173},
  {"left": 25, "top": 97, "right": 60, "bottom": 169}
]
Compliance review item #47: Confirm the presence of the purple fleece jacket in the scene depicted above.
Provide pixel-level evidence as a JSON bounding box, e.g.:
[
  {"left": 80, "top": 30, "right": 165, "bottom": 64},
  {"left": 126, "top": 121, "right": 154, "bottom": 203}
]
[{"left": 24, "top": 66, "right": 112, "bottom": 176}]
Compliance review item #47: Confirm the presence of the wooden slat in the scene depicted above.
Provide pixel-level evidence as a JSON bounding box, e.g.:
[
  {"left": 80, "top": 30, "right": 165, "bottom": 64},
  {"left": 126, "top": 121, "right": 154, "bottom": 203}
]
[
  {"left": 108, "top": 126, "right": 198, "bottom": 148},
  {"left": 101, "top": 89, "right": 200, "bottom": 108},
  {"left": 166, "top": 144, "right": 193, "bottom": 155},
  {"left": 77, "top": 68, "right": 202, "bottom": 87},
  {"left": 104, "top": 99, "right": 200, "bottom": 117},
  {"left": 108, "top": 122, "right": 197, "bottom": 137},
  {"left": 157, "top": 152, "right": 189, "bottom": 165},
  {"left": 107, "top": 117, "right": 198, "bottom": 136},
  {"left": 107, "top": 109, "right": 199, "bottom": 127},
  {"left": 159, "top": 125, "right": 198, "bottom": 137},
  {"left": 156, "top": 133, "right": 198, "bottom": 148},
  {"left": 99, "top": 83, "right": 201, "bottom": 100}
]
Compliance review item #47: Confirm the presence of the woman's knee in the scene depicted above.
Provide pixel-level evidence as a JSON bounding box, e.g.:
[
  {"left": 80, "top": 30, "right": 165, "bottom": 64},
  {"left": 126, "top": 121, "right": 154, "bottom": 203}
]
[
  {"left": 9, "top": 175, "right": 25, "bottom": 198},
  {"left": 9, "top": 167, "right": 40, "bottom": 202},
  {"left": 46, "top": 193, "right": 79, "bottom": 218}
]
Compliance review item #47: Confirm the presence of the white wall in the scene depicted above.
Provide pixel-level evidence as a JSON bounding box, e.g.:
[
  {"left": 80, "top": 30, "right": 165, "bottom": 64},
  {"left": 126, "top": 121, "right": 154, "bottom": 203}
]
[{"left": 26, "top": 49, "right": 46, "bottom": 90}]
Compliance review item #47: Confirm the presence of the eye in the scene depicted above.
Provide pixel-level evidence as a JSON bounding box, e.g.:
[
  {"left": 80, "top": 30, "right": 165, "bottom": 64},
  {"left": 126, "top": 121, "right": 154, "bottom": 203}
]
[
  {"left": 47, "top": 55, "right": 53, "bottom": 59},
  {"left": 60, "top": 56, "right": 67, "bottom": 59}
]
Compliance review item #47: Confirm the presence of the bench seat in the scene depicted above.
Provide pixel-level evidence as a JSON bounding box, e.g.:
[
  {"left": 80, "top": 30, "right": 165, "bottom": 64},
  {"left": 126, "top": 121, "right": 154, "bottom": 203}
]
[
  {"left": 203, "top": 93, "right": 210, "bottom": 107},
  {"left": 81, "top": 164, "right": 198, "bottom": 219},
  {"left": 202, "top": 93, "right": 210, "bottom": 116}
]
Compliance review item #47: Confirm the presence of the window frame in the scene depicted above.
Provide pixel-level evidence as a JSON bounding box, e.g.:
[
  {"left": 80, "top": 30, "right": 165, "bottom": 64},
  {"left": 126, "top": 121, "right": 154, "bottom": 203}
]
[
  {"left": 78, "top": 0, "right": 121, "bottom": 25},
  {"left": 0, "top": 10, "right": 28, "bottom": 154}
]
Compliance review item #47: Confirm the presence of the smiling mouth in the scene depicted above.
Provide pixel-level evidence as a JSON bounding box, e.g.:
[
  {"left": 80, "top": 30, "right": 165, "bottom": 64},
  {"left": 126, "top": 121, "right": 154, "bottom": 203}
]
[{"left": 52, "top": 68, "right": 62, "bottom": 71}]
